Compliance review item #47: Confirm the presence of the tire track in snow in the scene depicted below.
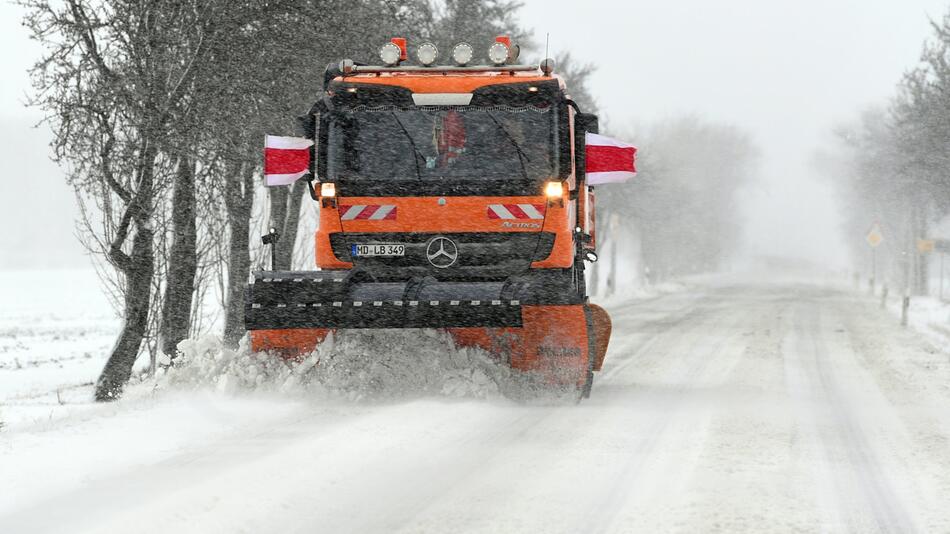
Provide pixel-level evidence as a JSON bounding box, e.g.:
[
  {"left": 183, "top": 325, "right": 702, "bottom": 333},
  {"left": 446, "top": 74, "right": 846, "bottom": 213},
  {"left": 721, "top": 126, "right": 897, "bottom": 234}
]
[
  {"left": 581, "top": 294, "right": 753, "bottom": 533},
  {"left": 785, "top": 299, "right": 918, "bottom": 533}
]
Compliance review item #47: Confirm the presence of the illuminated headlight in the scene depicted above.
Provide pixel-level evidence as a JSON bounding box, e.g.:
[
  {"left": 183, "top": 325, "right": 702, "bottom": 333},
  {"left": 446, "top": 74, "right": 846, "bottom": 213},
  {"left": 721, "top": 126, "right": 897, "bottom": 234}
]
[
  {"left": 545, "top": 181, "right": 563, "bottom": 199},
  {"left": 379, "top": 42, "right": 402, "bottom": 66},
  {"left": 452, "top": 43, "right": 474, "bottom": 66},
  {"left": 488, "top": 42, "right": 509, "bottom": 65},
  {"left": 320, "top": 182, "right": 336, "bottom": 197},
  {"left": 416, "top": 42, "right": 439, "bottom": 66}
]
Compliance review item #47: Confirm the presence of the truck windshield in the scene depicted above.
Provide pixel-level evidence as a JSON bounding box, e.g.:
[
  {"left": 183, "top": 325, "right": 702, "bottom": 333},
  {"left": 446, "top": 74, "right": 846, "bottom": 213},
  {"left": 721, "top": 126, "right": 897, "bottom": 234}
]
[{"left": 326, "top": 105, "right": 557, "bottom": 182}]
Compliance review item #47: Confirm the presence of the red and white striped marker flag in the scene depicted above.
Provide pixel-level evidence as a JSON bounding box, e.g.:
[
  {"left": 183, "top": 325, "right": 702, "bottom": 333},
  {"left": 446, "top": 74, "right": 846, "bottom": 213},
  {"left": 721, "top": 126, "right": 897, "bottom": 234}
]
[
  {"left": 585, "top": 133, "right": 637, "bottom": 185},
  {"left": 264, "top": 135, "right": 314, "bottom": 186}
]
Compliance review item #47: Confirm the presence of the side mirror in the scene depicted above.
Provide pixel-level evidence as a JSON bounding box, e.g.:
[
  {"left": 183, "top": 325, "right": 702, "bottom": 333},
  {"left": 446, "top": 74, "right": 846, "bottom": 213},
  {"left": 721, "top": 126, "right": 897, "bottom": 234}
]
[
  {"left": 295, "top": 114, "right": 316, "bottom": 138},
  {"left": 574, "top": 112, "right": 599, "bottom": 181},
  {"left": 576, "top": 112, "right": 599, "bottom": 135},
  {"left": 313, "top": 98, "right": 331, "bottom": 181}
]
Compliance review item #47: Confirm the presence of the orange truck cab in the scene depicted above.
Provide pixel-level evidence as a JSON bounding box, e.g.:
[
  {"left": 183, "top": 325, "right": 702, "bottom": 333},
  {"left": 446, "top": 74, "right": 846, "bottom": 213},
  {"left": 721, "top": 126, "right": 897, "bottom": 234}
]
[{"left": 246, "top": 37, "right": 611, "bottom": 397}]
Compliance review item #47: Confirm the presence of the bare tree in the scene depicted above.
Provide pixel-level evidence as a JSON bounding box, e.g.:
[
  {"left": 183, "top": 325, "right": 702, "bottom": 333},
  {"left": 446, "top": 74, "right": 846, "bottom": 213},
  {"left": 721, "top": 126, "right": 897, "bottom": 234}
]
[
  {"left": 24, "top": 0, "right": 233, "bottom": 399},
  {"left": 828, "top": 9, "right": 950, "bottom": 295}
]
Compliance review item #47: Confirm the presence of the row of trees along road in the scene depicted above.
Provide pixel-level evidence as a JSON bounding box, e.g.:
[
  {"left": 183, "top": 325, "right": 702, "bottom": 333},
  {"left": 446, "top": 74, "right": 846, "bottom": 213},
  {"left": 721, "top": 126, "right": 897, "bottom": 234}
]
[
  {"left": 827, "top": 9, "right": 950, "bottom": 297},
  {"left": 589, "top": 117, "right": 757, "bottom": 294},
  {"left": 23, "top": 0, "right": 605, "bottom": 400}
]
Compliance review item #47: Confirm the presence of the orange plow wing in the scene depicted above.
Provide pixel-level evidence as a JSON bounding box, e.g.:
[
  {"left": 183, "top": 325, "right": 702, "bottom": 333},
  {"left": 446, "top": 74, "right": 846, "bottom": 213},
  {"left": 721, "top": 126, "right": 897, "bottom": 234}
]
[{"left": 448, "top": 304, "right": 611, "bottom": 392}]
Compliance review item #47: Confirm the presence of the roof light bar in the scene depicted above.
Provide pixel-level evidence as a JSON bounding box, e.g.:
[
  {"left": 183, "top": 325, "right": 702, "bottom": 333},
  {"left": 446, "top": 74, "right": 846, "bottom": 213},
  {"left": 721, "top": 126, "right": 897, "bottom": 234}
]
[{"left": 343, "top": 64, "right": 538, "bottom": 74}]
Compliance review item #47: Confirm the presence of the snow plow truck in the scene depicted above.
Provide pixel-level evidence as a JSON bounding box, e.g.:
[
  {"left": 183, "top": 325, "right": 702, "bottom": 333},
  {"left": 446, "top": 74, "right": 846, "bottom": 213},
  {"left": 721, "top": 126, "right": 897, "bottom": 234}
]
[{"left": 245, "top": 36, "right": 619, "bottom": 398}]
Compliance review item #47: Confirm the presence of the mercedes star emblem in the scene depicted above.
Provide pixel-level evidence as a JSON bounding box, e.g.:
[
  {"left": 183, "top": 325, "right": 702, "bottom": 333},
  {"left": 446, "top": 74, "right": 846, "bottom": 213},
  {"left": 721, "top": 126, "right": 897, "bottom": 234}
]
[{"left": 425, "top": 236, "right": 459, "bottom": 268}]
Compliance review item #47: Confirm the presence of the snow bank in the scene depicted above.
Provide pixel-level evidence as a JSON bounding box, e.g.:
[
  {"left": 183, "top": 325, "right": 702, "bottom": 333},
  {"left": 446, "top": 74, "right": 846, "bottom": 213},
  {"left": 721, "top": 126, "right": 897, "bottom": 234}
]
[
  {"left": 161, "top": 330, "right": 514, "bottom": 402},
  {"left": 882, "top": 294, "right": 950, "bottom": 352}
]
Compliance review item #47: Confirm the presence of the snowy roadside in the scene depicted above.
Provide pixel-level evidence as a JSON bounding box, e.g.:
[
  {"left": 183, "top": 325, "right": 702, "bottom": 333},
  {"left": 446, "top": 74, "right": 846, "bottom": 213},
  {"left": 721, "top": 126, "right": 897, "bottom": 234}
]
[
  {"left": 880, "top": 293, "right": 950, "bottom": 352},
  {"left": 592, "top": 277, "right": 692, "bottom": 307}
]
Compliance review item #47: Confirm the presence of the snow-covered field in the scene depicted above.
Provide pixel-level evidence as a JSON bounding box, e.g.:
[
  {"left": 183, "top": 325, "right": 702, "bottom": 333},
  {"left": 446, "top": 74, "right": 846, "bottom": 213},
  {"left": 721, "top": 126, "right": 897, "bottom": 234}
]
[
  {"left": 3, "top": 271, "right": 950, "bottom": 533},
  {"left": 0, "top": 269, "right": 118, "bottom": 422}
]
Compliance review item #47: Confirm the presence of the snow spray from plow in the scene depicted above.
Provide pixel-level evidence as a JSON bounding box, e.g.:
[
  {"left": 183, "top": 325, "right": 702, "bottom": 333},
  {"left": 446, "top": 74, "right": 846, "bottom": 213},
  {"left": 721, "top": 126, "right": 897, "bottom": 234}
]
[{"left": 167, "top": 330, "right": 599, "bottom": 402}]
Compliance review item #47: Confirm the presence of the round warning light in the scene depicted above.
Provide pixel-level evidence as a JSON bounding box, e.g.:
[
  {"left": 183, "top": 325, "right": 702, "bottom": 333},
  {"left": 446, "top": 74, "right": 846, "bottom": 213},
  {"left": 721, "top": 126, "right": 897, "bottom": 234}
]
[
  {"left": 452, "top": 43, "right": 474, "bottom": 66},
  {"left": 416, "top": 42, "right": 439, "bottom": 66},
  {"left": 379, "top": 42, "right": 402, "bottom": 66},
  {"left": 488, "top": 42, "right": 509, "bottom": 66}
]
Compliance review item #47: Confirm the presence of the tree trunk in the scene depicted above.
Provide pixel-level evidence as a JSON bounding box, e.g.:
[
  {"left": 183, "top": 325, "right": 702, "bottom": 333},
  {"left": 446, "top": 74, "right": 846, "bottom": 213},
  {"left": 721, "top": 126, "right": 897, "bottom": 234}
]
[
  {"left": 267, "top": 180, "right": 307, "bottom": 270},
  {"left": 268, "top": 185, "right": 288, "bottom": 269},
  {"left": 95, "top": 144, "right": 157, "bottom": 401},
  {"left": 275, "top": 179, "right": 307, "bottom": 269},
  {"left": 223, "top": 163, "right": 254, "bottom": 347},
  {"left": 95, "top": 225, "right": 154, "bottom": 400},
  {"left": 159, "top": 157, "right": 197, "bottom": 357},
  {"left": 606, "top": 214, "right": 618, "bottom": 295},
  {"left": 916, "top": 205, "right": 930, "bottom": 296},
  {"left": 607, "top": 238, "right": 617, "bottom": 295}
]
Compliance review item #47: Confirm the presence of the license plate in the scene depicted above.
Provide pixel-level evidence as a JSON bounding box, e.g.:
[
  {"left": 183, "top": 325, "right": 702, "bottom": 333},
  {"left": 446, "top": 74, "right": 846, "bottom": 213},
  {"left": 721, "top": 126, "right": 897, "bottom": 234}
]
[{"left": 351, "top": 244, "right": 405, "bottom": 257}]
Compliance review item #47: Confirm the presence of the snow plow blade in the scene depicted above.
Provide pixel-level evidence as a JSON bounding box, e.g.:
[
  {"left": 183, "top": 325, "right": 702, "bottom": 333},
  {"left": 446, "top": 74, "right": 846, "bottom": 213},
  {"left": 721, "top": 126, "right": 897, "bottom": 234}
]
[
  {"left": 245, "top": 270, "right": 529, "bottom": 330},
  {"left": 245, "top": 270, "right": 611, "bottom": 395}
]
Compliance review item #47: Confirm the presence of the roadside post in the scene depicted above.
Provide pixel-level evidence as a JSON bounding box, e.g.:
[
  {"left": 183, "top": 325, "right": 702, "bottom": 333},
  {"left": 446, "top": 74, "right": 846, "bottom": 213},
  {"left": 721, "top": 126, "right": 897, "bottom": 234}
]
[
  {"left": 881, "top": 285, "right": 888, "bottom": 309},
  {"left": 866, "top": 223, "right": 884, "bottom": 295},
  {"left": 917, "top": 238, "right": 934, "bottom": 299},
  {"left": 901, "top": 296, "right": 910, "bottom": 327}
]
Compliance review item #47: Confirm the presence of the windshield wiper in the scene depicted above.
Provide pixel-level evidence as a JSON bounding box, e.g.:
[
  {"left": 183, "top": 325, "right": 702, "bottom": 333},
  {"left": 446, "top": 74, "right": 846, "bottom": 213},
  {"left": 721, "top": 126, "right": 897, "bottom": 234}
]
[
  {"left": 390, "top": 112, "right": 425, "bottom": 180},
  {"left": 487, "top": 111, "right": 530, "bottom": 180}
]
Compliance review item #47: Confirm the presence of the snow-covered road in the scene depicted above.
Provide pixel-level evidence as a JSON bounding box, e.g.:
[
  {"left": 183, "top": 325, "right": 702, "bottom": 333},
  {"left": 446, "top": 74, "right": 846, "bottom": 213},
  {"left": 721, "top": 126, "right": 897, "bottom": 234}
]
[{"left": 4, "top": 280, "right": 950, "bottom": 533}]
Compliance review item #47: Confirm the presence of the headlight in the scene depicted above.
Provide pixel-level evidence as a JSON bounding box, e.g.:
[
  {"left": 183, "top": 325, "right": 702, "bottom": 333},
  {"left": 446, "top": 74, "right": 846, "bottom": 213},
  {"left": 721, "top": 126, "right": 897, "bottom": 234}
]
[
  {"left": 416, "top": 42, "right": 439, "bottom": 66},
  {"left": 320, "top": 182, "right": 336, "bottom": 197},
  {"left": 488, "top": 42, "right": 509, "bottom": 66},
  {"left": 452, "top": 43, "right": 474, "bottom": 66},
  {"left": 379, "top": 42, "right": 402, "bottom": 66},
  {"left": 545, "top": 181, "right": 563, "bottom": 199}
]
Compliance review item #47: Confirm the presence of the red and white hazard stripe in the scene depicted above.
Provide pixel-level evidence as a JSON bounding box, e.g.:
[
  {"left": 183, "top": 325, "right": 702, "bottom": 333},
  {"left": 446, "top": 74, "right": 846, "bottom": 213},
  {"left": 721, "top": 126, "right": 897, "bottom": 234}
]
[
  {"left": 487, "top": 204, "right": 546, "bottom": 220},
  {"left": 339, "top": 204, "right": 398, "bottom": 220}
]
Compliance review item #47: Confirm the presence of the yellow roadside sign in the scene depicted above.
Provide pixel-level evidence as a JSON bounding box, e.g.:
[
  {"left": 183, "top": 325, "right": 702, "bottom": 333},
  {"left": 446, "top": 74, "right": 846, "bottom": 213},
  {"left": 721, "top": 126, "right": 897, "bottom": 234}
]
[
  {"left": 917, "top": 239, "right": 935, "bottom": 254},
  {"left": 866, "top": 224, "right": 884, "bottom": 248}
]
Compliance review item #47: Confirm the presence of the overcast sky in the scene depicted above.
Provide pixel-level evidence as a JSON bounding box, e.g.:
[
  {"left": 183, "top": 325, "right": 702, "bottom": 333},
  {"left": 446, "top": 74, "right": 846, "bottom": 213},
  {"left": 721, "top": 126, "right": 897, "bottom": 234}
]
[
  {"left": 2, "top": 0, "right": 947, "bottom": 269},
  {"left": 521, "top": 0, "right": 949, "bottom": 268}
]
